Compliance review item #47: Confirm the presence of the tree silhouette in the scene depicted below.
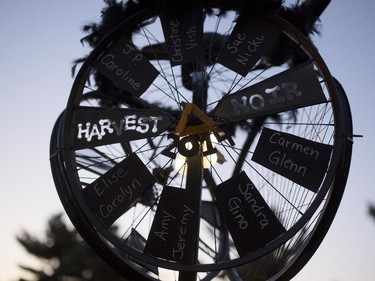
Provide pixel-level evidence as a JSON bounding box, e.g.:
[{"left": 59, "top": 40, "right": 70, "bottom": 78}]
[
  {"left": 71, "top": 0, "right": 326, "bottom": 108},
  {"left": 369, "top": 204, "right": 375, "bottom": 222},
  {"left": 17, "top": 213, "right": 129, "bottom": 281}
]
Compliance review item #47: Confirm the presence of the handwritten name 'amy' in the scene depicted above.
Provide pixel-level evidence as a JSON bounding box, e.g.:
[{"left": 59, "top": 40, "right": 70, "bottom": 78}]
[{"left": 153, "top": 204, "right": 195, "bottom": 260}]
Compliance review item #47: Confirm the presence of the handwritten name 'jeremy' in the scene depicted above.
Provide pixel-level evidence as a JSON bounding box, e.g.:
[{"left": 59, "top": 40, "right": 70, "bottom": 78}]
[{"left": 152, "top": 204, "right": 195, "bottom": 261}]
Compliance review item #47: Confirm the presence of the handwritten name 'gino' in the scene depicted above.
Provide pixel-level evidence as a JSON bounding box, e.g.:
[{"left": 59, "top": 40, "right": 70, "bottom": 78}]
[
  {"left": 228, "top": 182, "right": 269, "bottom": 230},
  {"left": 77, "top": 115, "right": 164, "bottom": 142}
]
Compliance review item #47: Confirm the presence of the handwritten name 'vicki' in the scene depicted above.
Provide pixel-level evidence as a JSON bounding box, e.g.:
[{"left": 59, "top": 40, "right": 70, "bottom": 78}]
[
  {"left": 226, "top": 33, "right": 265, "bottom": 67},
  {"left": 77, "top": 115, "right": 163, "bottom": 142}
]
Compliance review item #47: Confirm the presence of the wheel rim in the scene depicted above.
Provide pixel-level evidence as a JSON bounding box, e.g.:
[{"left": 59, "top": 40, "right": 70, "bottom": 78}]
[{"left": 54, "top": 5, "right": 352, "bottom": 280}]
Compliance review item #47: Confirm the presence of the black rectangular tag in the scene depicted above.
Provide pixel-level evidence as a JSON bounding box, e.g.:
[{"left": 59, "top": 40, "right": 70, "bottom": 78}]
[
  {"left": 212, "top": 62, "right": 327, "bottom": 121},
  {"left": 213, "top": 171, "right": 285, "bottom": 256},
  {"left": 74, "top": 107, "right": 172, "bottom": 150},
  {"left": 160, "top": 4, "right": 204, "bottom": 66},
  {"left": 94, "top": 36, "right": 159, "bottom": 96},
  {"left": 144, "top": 186, "right": 199, "bottom": 264},
  {"left": 218, "top": 15, "right": 283, "bottom": 76},
  {"left": 252, "top": 128, "right": 333, "bottom": 192},
  {"left": 83, "top": 153, "right": 154, "bottom": 228}
]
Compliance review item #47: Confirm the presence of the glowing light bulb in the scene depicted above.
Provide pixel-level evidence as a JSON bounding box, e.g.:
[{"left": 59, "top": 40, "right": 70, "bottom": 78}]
[
  {"left": 202, "top": 134, "right": 218, "bottom": 169},
  {"left": 174, "top": 134, "right": 218, "bottom": 174},
  {"left": 174, "top": 142, "right": 191, "bottom": 175}
]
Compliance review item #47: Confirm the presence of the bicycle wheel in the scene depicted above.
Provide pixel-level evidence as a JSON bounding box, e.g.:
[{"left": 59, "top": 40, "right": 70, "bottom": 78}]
[
  {"left": 50, "top": 112, "right": 164, "bottom": 280},
  {"left": 53, "top": 2, "right": 353, "bottom": 280},
  {"left": 52, "top": 108, "right": 229, "bottom": 280}
]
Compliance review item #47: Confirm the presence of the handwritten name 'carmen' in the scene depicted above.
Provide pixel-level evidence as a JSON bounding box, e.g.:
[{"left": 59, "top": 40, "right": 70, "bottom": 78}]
[
  {"left": 268, "top": 132, "right": 320, "bottom": 160},
  {"left": 267, "top": 132, "right": 322, "bottom": 178}
]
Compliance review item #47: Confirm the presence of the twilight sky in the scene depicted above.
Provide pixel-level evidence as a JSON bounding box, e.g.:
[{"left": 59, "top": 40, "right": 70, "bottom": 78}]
[{"left": 0, "top": 1, "right": 374, "bottom": 280}]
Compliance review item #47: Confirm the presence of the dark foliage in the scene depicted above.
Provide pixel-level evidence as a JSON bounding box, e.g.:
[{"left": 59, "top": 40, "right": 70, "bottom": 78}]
[
  {"left": 73, "top": 0, "right": 322, "bottom": 63},
  {"left": 71, "top": 0, "right": 324, "bottom": 92},
  {"left": 17, "top": 213, "right": 129, "bottom": 281},
  {"left": 369, "top": 204, "right": 375, "bottom": 222}
]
